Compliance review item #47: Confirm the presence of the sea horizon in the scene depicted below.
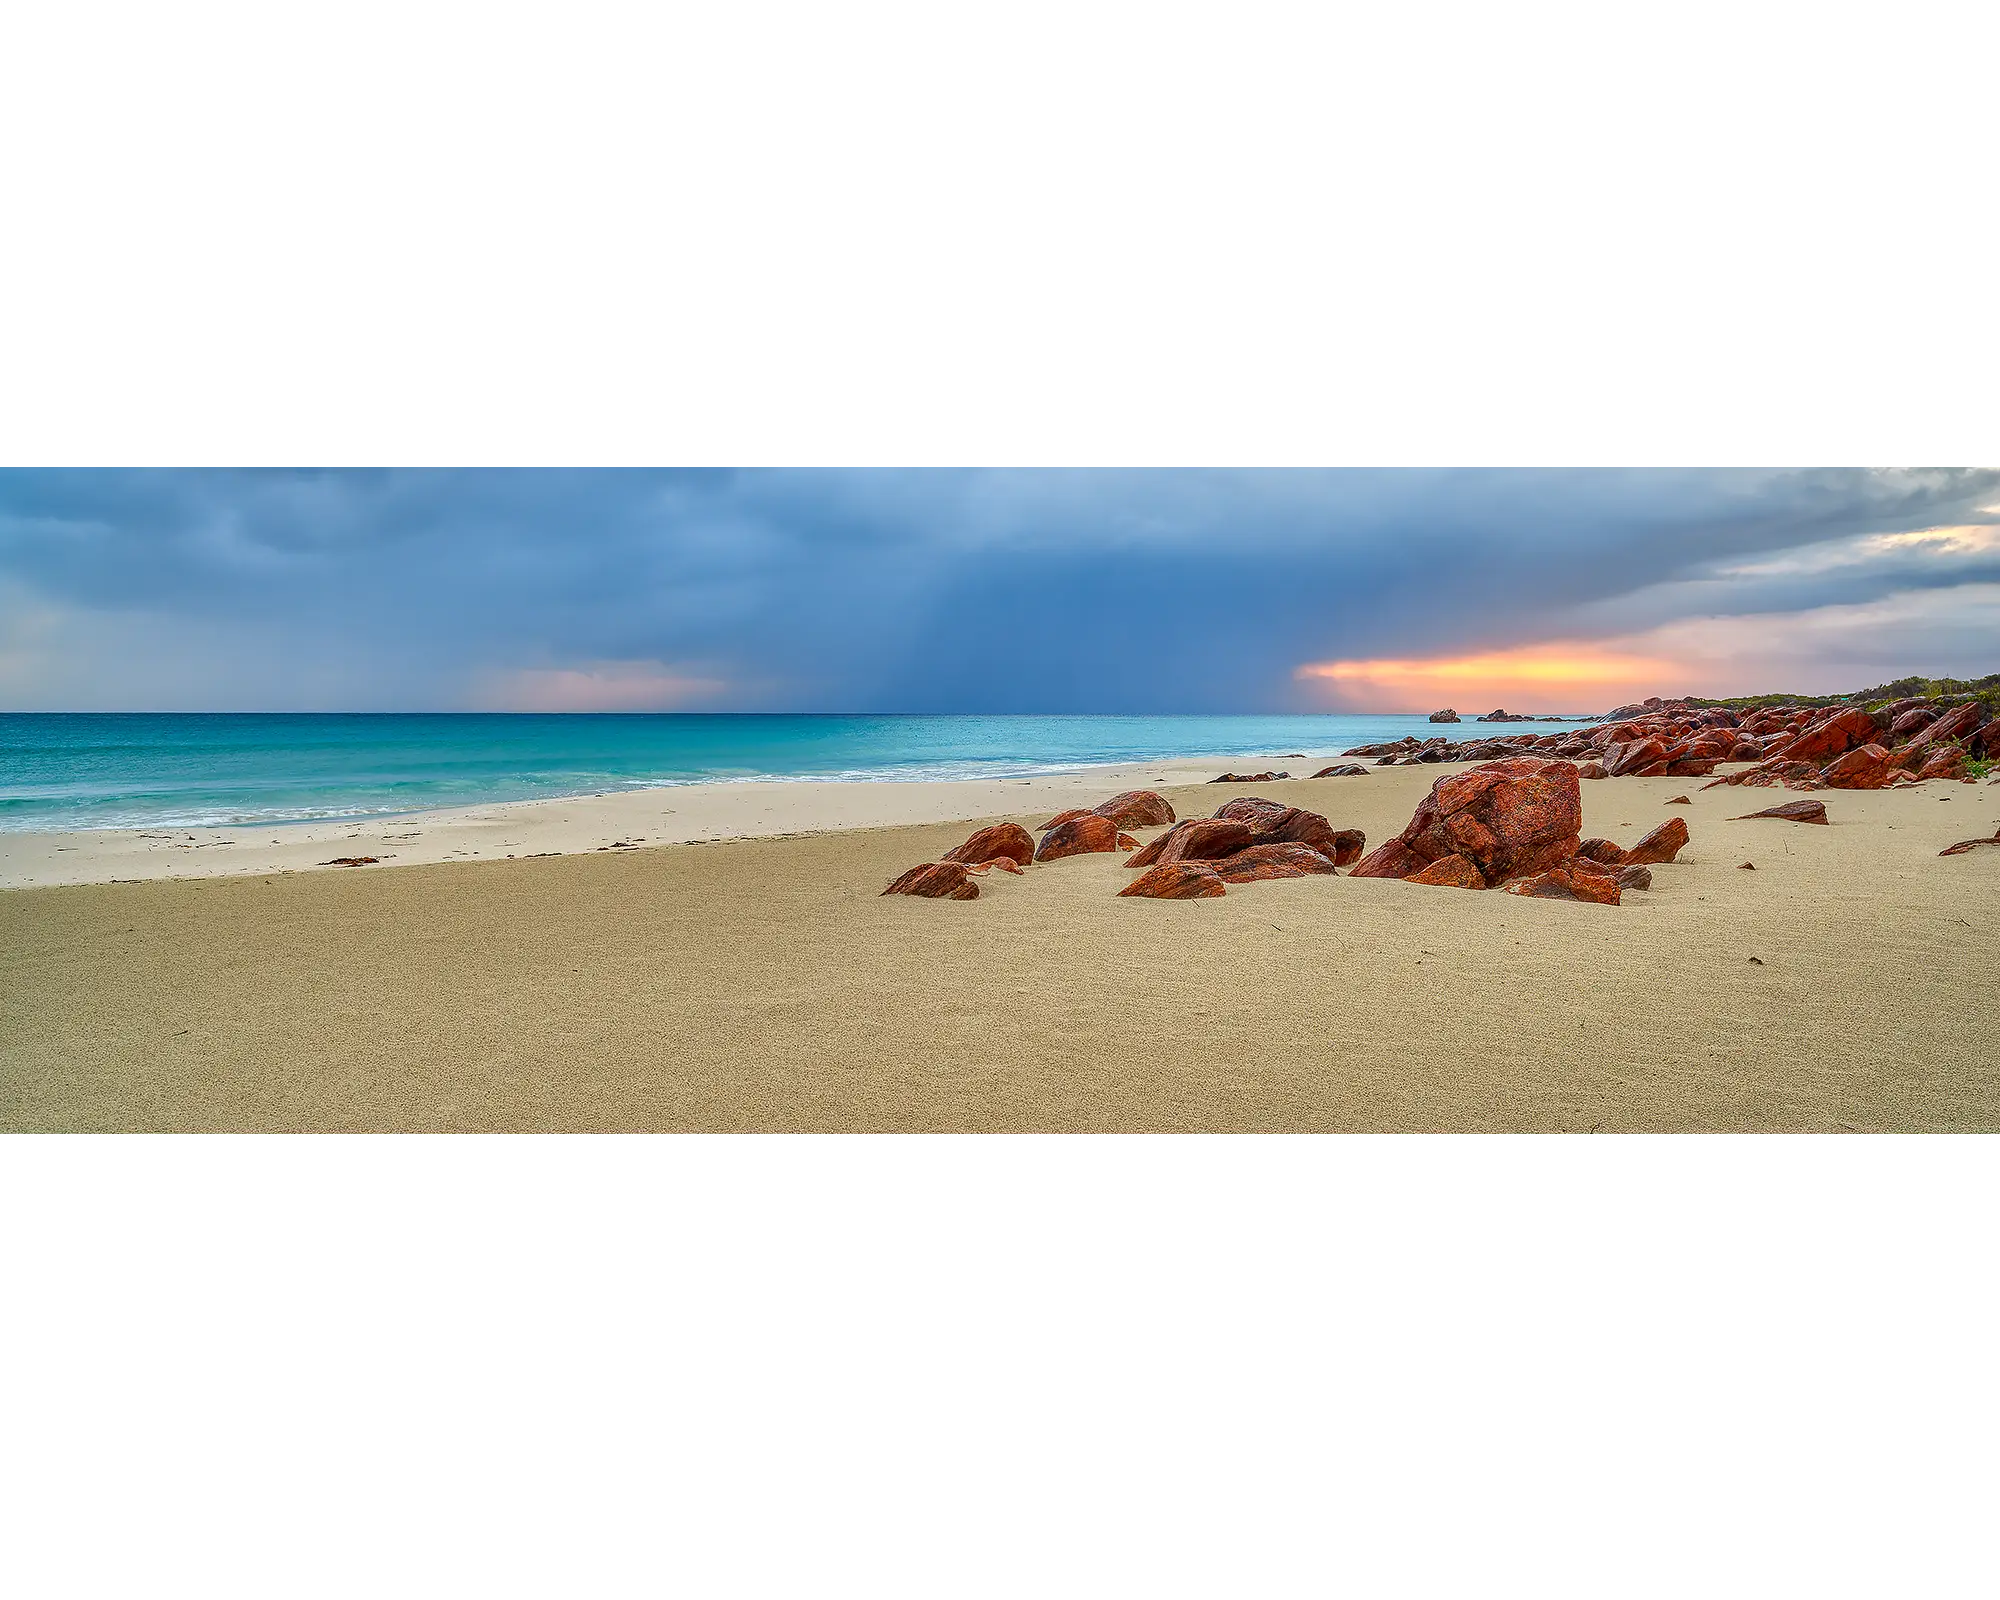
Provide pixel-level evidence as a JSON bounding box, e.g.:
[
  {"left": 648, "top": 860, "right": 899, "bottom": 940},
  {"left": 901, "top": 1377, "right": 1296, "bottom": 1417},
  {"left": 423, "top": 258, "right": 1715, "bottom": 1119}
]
[{"left": 0, "top": 709, "right": 1603, "bottom": 833}]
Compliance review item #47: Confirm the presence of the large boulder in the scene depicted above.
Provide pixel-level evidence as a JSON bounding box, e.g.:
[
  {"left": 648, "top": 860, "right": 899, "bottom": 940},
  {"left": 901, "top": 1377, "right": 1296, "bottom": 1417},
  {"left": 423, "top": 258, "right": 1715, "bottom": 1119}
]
[
  {"left": 1212, "top": 796, "right": 1293, "bottom": 828},
  {"left": 1212, "top": 843, "right": 1341, "bottom": 883},
  {"left": 881, "top": 862, "right": 979, "bottom": 899},
  {"left": 1036, "top": 808, "right": 1095, "bottom": 831},
  {"left": 1035, "top": 814, "right": 1125, "bottom": 861},
  {"left": 1348, "top": 756, "right": 1581, "bottom": 887},
  {"left": 1602, "top": 737, "right": 1670, "bottom": 777},
  {"left": 1898, "top": 701, "right": 1985, "bottom": 757},
  {"left": 1124, "top": 817, "right": 1255, "bottom": 868},
  {"left": 1916, "top": 745, "right": 1968, "bottom": 781},
  {"left": 942, "top": 822, "right": 1036, "bottom": 867},
  {"left": 1822, "top": 744, "right": 1893, "bottom": 789},
  {"left": 1622, "top": 817, "right": 1690, "bottom": 865},
  {"left": 1772, "top": 706, "right": 1880, "bottom": 764},
  {"left": 1092, "top": 791, "right": 1175, "bottom": 829},
  {"left": 1117, "top": 861, "right": 1227, "bottom": 899}
]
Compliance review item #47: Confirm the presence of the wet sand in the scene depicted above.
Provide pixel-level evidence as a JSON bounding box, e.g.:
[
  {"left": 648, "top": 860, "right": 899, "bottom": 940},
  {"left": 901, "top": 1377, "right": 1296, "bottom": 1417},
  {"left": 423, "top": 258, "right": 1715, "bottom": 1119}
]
[{"left": 4, "top": 764, "right": 1996, "bottom": 1132}]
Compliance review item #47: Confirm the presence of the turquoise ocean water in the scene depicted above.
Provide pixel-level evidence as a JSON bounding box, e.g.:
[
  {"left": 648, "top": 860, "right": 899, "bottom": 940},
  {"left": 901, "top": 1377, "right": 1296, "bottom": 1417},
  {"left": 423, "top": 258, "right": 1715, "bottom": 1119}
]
[{"left": 0, "top": 713, "right": 1587, "bottom": 832}]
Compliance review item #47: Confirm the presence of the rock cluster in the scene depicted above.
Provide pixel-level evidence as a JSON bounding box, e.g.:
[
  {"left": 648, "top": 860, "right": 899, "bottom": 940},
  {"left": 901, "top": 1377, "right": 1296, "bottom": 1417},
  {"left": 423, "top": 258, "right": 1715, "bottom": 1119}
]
[
  {"left": 1349, "top": 755, "right": 1687, "bottom": 905},
  {"left": 1341, "top": 692, "right": 1993, "bottom": 793},
  {"left": 884, "top": 789, "right": 1359, "bottom": 905}
]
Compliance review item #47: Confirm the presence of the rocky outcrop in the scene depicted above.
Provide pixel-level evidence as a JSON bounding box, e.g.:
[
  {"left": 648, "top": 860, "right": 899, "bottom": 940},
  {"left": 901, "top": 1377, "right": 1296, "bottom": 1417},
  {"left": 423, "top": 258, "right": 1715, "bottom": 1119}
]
[
  {"left": 943, "top": 822, "right": 1036, "bottom": 867},
  {"left": 1124, "top": 817, "right": 1255, "bottom": 868},
  {"left": 1209, "top": 771, "right": 1289, "bottom": 783},
  {"left": 1117, "top": 861, "right": 1227, "bottom": 899},
  {"left": 1770, "top": 706, "right": 1880, "bottom": 764},
  {"left": 1429, "top": 709, "right": 1460, "bottom": 722},
  {"left": 1732, "top": 799, "right": 1829, "bottom": 825},
  {"left": 1621, "top": 817, "right": 1690, "bottom": 865},
  {"left": 1406, "top": 853, "right": 1484, "bottom": 888},
  {"left": 1311, "top": 763, "right": 1371, "bottom": 777},
  {"left": 882, "top": 862, "right": 979, "bottom": 899},
  {"left": 1211, "top": 843, "right": 1341, "bottom": 882},
  {"left": 1821, "top": 744, "right": 1892, "bottom": 789},
  {"left": 1348, "top": 756, "right": 1581, "bottom": 888},
  {"left": 1034, "top": 814, "right": 1125, "bottom": 861},
  {"left": 1092, "top": 791, "right": 1175, "bottom": 829}
]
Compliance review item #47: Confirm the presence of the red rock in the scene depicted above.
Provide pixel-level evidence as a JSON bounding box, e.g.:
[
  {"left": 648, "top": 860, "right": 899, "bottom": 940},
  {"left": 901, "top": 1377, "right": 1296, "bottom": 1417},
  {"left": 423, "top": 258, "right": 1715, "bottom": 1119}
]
[
  {"left": 1614, "top": 863, "right": 1653, "bottom": 890},
  {"left": 1406, "top": 853, "right": 1484, "bottom": 889},
  {"left": 1034, "top": 814, "right": 1124, "bottom": 861},
  {"left": 1898, "top": 701, "right": 1984, "bottom": 757},
  {"left": 942, "top": 822, "right": 1036, "bottom": 867},
  {"left": 1821, "top": 744, "right": 1892, "bottom": 790},
  {"left": 1578, "top": 761, "right": 1607, "bottom": 779},
  {"left": 1311, "top": 764, "right": 1371, "bottom": 777},
  {"left": 1117, "top": 861, "right": 1226, "bottom": 899},
  {"left": 1577, "top": 838, "right": 1627, "bottom": 865},
  {"left": 1939, "top": 831, "right": 2000, "bottom": 857},
  {"left": 882, "top": 862, "right": 979, "bottom": 899},
  {"left": 1092, "top": 790, "right": 1175, "bottom": 829},
  {"left": 1124, "top": 817, "right": 1255, "bottom": 868},
  {"left": 1663, "top": 758, "right": 1719, "bottom": 777},
  {"left": 1888, "top": 706, "right": 1938, "bottom": 738},
  {"left": 1501, "top": 864, "right": 1621, "bottom": 905},
  {"left": 1328, "top": 828, "right": 1366, "bottom": 867},
  {"left": 1115, "top": 832, "right": 1139, "bottom": 849},
  {"left": 1727, "top": 741, "right": 1764, "bottom": 761},
  {"left": 1037, "top": 808, "right": 1094, "bottom": 831},
  {"left": 1916, "top": 746, "right": 1968, "bottom": 782},
  {"left": 1213, "top": 797, "right": 1293, "bottom": 828},
  {"left": 1211, "top": 843, "right": 1341, "bottom": 882},
  {"left": 1732, "top": 799, "right": 1828, "bottom": 825},
  {"left": 1666, "top": 794, "right": 1691, "bottom": 804},
  {"left": 1622, "top": 817, "right": 1690, "bottom": 865},
  {"left": 1386, "top": 756, "right": 1583, "bottom": 886},
  {"left": 965, "top": 856, "right": 1024, "bottom": 875},
  {"left": 1208, "top": 771, "right": 1288, "bottom": 783},
  {"left": 1602, "top": 737, "right": 1670, "bottom": 777},
  {"left": 1771, "top": 707, "right": 1879, "bottom": 763},
  {"left": 1349, "top": 838, "right": 1428, "bottom": 879}
]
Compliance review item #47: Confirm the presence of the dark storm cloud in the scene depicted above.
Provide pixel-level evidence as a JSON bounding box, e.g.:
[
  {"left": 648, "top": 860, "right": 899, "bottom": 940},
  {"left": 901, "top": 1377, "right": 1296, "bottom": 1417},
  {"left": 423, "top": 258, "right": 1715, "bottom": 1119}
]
[{"left": 2, "top": 468, "right": 1996, "bottom": 709}]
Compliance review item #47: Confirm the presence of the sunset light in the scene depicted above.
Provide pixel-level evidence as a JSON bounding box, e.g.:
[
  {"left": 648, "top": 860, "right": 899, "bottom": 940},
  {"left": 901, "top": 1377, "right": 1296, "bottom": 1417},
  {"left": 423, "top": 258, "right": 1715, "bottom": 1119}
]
[{"left": 1295, "top": 642, "right": 1687, "bottom": 711}]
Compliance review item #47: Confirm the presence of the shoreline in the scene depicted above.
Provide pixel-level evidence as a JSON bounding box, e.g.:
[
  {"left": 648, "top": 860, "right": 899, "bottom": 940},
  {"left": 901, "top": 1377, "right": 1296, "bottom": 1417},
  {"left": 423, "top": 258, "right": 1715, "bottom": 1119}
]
[
  {"left": 0, "top": 752, "right": 1306, "bottom": 889},
  {"left": 7, "top": 760, "right": 1996, "bottom": 1132}
]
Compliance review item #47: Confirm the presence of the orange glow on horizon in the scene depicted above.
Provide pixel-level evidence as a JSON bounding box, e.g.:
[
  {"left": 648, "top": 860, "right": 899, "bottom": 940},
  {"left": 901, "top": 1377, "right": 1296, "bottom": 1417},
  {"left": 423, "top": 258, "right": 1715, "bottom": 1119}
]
[{"left": 1296, "top": 642, "right": 1688, "bottom": 712}]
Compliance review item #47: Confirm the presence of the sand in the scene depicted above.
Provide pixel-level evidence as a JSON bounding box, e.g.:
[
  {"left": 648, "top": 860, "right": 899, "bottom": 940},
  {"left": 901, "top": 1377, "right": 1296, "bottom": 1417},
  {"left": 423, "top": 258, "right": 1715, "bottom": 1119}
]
[{"left": 4, "top": 762, "right": 1997, "bottom": 1132}]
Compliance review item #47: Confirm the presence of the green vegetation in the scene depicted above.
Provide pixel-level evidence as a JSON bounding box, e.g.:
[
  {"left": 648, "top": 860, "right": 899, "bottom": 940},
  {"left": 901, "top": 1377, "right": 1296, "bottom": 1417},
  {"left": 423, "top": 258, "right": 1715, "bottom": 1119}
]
[
  {"left": 1967, "top": 757, "right": 1994, "bottom": 780},
  {"left": 1666, "top": 673, "right": 2000, "bottom": 716}
]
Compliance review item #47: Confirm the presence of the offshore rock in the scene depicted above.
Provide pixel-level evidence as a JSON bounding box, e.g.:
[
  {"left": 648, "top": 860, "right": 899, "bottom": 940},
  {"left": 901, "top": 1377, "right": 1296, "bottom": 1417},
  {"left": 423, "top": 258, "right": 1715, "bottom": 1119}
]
[{"left": 1429, "top": 709, "right": 1461, "bottom": 722}]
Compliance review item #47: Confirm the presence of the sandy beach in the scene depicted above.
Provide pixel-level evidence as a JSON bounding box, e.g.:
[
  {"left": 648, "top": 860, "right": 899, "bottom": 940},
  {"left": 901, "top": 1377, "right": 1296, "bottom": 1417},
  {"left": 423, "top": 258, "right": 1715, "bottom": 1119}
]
[{"left": 5, "top": 759, "right": 1996, "bottom": 1133}]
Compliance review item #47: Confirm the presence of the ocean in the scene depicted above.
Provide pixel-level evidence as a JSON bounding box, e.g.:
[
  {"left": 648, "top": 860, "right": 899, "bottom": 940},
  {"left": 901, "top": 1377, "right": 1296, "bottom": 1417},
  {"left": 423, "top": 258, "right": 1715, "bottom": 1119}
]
[{"left": 0, "top": 712, "right": 1588, "bottom": 832}]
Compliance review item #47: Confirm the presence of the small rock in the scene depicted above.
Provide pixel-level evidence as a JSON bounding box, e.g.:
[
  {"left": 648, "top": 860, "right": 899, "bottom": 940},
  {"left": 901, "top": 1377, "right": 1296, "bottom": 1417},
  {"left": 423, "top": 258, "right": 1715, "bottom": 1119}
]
[
  {"left": 1666, "top": 795, "right": 1691, "bottom": 805},
  {"left": 1614, "top": 863, "right": 1653, "bottom": 890},
  {"left": 882, "top": 862, "right": 979, "bottom": 899},
  {"left": 1310, "top": 763, "right": 1371, "bottom": 777},
  {"left": 1209, "top": 771, "right": 1289, "bottom": 783},
  {"left": 1117, "top": 861, "right": 1227, "bottom": 899},
  {"left": 1622, "top": 816, "right": 1691, "bottom": 865},
  {"left": 1731, "top": 799, "right": 1829, "bottom": 825},
  {"left": 1738, "top": 861, "right": 1756, "bottom": 870},
  {"left": 322, "top": 856, "right": 380, "bottom": 867},
  {"left": 1406, "top": 853, "right": 1484, "bottom": 889}
]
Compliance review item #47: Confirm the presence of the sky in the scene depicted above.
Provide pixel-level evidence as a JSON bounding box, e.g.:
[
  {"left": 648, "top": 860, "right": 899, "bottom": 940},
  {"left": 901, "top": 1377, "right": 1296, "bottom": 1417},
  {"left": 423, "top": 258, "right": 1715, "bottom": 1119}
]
[{"left": 2, "top": 468, "right": 1997, "bottom": 714}]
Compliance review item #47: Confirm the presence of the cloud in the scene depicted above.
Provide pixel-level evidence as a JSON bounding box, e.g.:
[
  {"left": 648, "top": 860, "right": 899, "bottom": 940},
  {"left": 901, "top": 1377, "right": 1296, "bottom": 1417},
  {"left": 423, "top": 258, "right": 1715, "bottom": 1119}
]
[
  {"left": 1, "top": 468, "right": 1996, "bottom": 710},
  {"left": 473, "top": 663, "right": 728, "bottom": 712}
]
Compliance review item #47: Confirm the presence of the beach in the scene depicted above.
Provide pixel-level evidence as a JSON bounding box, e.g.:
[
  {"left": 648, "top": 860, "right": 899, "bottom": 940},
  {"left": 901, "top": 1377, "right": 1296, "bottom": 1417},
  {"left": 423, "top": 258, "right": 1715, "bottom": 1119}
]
[{"left": 5, "top": 760, "right": 1996, "bottom": 1133}]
